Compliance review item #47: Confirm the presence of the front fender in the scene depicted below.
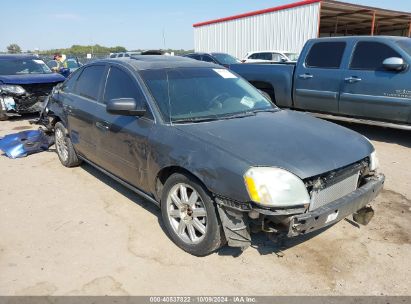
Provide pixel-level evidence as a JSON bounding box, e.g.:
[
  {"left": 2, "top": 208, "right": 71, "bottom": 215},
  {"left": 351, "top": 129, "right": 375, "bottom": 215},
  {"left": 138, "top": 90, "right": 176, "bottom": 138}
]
[{"left": 147, "top": 125, "right": 251, "bottom": 203}]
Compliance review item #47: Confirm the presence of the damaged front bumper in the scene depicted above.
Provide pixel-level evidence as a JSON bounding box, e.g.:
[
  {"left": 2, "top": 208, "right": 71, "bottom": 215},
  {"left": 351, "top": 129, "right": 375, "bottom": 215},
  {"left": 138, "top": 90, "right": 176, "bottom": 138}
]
[
  {"left": 0, "top": 95, "right": 48, "bottom": 116},
  {"left": 216, "top": 173, "right": 385, "bottom": 249},
  {"left": 288, "top": 174, "right": 385, "bottom": 237}
]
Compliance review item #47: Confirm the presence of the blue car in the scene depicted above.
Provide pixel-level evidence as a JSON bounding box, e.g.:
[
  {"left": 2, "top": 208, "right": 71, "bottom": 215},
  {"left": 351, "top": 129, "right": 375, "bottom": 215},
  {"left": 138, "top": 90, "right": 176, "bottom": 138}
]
[{"left": 0, "top": 54, "right": 65, "bottom": 120}]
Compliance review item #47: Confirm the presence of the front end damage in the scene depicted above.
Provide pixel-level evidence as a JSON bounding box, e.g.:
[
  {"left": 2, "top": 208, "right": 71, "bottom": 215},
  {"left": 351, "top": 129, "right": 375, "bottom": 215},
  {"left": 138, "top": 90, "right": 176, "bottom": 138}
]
[
  {"left": 0, "top": 83, "right": 57, "bottom": 119},
  {"left": 215, "top": 159, "right": 385, "bottom": 250}
]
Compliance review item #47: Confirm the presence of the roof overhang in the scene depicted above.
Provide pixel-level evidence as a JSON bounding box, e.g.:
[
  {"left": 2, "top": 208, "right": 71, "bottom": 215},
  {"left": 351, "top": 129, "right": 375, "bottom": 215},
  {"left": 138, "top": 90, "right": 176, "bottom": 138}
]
[{"left": 193, "top": 0, "right": 411, "bottom": 36}]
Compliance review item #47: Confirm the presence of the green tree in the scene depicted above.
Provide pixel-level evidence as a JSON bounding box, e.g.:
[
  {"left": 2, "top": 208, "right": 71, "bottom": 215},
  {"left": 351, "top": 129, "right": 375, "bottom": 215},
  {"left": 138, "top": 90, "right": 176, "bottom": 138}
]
[{"left": 7, "top": 43, "right": 22, "bottom": 54}]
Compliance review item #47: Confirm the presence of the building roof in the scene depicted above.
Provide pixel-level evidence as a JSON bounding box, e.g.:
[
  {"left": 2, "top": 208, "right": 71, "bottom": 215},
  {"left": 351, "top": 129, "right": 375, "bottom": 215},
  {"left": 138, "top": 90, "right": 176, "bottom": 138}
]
[{"left": 193, "top": 0, "right": 411, "bottom": 28}]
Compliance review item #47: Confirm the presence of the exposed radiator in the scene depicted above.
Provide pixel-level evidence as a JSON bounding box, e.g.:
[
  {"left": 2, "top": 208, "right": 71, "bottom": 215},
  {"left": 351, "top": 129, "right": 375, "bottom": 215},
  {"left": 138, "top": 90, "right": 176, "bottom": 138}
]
[{"left": 309, "top": 171, "right": 360, "bottom": 211}]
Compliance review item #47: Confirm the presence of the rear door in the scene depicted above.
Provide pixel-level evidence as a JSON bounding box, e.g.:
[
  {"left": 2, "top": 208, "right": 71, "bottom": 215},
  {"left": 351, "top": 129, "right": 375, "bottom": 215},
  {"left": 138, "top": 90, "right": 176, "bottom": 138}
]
[
  {"left": 65, "top": 65, "right": 106, "bottom": 162},
  {"left": 293, "top": 41, "right": 346, "bottom": 114},
  {"left": 339, "top": 41, "right": 411, "bottom": 123},
  {"left": 93, "top": 64, "right": 155, "bottom": 190}
]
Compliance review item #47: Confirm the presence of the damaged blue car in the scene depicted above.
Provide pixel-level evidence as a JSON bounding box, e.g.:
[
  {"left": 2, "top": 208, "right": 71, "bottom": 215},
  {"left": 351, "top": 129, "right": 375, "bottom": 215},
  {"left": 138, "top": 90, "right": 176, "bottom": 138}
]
[{"left": 0, "top": 54, "right": 65, "bottom": 120}]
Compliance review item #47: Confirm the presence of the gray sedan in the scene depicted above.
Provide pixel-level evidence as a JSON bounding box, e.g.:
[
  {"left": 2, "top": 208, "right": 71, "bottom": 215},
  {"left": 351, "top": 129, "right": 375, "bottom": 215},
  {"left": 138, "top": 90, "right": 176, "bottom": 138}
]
[{"left": 44, "top": 56, "right": 384, "bottom": 256}]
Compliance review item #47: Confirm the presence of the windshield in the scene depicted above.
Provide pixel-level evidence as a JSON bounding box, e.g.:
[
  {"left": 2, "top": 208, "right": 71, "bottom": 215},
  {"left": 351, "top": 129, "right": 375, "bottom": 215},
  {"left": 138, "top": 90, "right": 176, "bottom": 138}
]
[
  {"left": 66, "top": 59, "right": 81, "bottom": 69},
  {"left": 0, "top": 58, "right": 52, "bottom": 75},
  {"left": 284, "top": 53, "right": 299, "bottom": 61},
  {"left": 141, "top": 68, "right": 276, "bottom": 123},
  {"left": 212, "top": 53, "right": 240, "bottom": 65},
  {"left": 397, "top": 39, "right": 411, "bottom": 57}
]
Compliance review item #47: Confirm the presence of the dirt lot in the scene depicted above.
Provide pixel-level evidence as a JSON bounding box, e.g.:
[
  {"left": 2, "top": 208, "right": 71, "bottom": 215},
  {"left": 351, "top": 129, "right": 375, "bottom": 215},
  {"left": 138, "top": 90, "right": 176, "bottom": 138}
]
[{"left": 0, "top": 116, "right": 410, "bottom": 296}]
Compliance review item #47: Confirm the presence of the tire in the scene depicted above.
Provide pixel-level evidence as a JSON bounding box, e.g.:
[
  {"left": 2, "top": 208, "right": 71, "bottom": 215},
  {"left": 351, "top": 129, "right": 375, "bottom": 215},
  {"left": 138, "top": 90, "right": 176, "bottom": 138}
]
[
  {"left": 0, "top": 100, "right": 8, "bottom": 121},
  {"left": 54, "top": 122, "right": 82, "bottom": 167},
  {"left": 161, "top": 173, "right": 224, "bottom": 256}
]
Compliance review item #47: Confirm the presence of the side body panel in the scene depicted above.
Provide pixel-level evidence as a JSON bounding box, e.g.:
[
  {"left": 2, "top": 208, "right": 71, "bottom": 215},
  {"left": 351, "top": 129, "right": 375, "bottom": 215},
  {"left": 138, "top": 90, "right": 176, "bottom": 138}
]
[{"left": 230, "top": 63, "right": 295, "bottom": 107}]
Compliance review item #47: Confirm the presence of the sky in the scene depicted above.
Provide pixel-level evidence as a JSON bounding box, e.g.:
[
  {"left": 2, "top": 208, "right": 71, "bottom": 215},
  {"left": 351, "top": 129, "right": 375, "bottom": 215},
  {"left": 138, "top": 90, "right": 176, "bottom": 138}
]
[{"left": 1, "top": 0, "right": 411, "bottom": 52}]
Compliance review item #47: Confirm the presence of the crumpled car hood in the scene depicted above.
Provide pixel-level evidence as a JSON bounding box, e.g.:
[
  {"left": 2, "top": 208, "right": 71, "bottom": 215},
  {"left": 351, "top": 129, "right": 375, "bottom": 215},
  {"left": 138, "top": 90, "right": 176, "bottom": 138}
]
[
  {"left": 0, "top": 73, "right": 65, "bottom": 85},
  {"left": 176, "top": 110, "right": 373, "bottom": 179}
]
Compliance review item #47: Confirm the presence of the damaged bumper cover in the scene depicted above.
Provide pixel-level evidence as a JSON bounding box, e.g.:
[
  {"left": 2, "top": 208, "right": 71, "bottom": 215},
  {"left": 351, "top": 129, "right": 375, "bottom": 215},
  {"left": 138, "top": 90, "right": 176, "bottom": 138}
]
[
  {"left": 216, "top": 173, "right": 384, "bottom": 249},
  {"left": 288, "top": 174, "right": 385, "bottom": 237}
]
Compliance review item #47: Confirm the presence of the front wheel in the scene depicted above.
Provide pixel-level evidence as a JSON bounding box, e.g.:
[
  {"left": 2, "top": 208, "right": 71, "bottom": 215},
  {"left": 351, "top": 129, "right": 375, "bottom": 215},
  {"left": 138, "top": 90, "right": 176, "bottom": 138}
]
[{"left": 161, "top": 173, "right": 224, "bottom": 256}]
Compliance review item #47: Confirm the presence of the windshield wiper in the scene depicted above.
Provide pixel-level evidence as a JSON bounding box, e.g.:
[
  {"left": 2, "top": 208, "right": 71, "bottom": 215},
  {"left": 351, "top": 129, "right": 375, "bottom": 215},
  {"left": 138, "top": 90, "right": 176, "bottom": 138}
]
[
  {"left": 220, "top": 111, "right": 256, "bottom": 120},
  {"left": 172, "top": 116, "right": 220, "bottom": 124},
  {"left": 251, "top": 108, "right": 279, "bottom": 114}
]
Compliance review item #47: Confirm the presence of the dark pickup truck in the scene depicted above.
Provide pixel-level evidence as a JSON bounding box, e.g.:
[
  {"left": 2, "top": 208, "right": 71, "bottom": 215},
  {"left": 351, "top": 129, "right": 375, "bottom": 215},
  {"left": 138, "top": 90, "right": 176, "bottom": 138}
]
[{"left": 230, "top": 36, "right": 411, "bottom": 129}]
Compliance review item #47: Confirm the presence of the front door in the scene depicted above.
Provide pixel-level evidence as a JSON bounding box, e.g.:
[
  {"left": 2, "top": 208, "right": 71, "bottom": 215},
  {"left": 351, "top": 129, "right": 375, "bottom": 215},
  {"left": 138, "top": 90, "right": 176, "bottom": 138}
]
[
  {"left": 93, "top": 65, "right": 154, "bottom": 191},
  {"left": 293, "top": 41, "right": 346, "bottom": 114},
  {"left": 339, "top": 41, "right": 411, "bottom": 123}
]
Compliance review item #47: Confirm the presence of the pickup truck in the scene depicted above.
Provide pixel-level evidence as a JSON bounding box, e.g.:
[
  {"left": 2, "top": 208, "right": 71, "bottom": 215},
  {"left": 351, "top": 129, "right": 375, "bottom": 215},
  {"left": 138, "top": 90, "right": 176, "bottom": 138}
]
[{"left": 230, "top": 36, "right": 411, "bottom": 130}]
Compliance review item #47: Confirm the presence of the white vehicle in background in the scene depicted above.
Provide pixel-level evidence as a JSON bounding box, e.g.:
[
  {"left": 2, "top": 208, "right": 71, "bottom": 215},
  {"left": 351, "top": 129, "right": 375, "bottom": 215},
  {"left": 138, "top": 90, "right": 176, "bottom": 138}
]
[{"left": 242, "top": 51, "right": 299, "bottom": 63}]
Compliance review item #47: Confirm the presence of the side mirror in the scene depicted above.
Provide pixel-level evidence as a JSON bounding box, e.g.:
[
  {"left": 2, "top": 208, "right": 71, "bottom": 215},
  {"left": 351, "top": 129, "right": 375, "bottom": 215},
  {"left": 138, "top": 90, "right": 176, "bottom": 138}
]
[
  {"left": 383, "top": 57, "right": 407, "bottom": 71},
  {"left": 106, "top": 98, "right": 146, "bottom": 116}
]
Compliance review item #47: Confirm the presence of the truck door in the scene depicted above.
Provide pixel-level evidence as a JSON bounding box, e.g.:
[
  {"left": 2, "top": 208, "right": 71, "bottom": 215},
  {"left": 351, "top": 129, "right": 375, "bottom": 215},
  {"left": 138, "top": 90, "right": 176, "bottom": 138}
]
[
  {"left": 293, "top": 41, "right": 346, "bottom": 114},
  {"left": 340, "top": 41, "right": 411, "bottom": 123}
]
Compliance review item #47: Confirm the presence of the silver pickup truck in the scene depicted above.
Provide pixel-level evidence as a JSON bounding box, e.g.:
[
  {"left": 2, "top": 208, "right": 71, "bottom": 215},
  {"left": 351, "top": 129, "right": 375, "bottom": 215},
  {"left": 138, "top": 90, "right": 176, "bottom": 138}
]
[{"left": 230, "top": 36, "right": 411, "bottom": 130}]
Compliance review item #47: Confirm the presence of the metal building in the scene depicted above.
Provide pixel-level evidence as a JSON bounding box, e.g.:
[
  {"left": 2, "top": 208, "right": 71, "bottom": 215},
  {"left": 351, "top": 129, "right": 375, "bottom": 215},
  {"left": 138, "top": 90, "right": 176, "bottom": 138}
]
[{"left": 193, "top": 0, "right": 411, "bottom": 58}]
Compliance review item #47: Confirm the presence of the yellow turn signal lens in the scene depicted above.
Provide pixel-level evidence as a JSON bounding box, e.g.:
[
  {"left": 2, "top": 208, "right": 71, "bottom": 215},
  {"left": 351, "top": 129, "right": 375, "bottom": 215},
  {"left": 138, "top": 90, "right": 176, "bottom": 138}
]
[{"left": 245, "top": 176, "right": 260, "bottom": 203}]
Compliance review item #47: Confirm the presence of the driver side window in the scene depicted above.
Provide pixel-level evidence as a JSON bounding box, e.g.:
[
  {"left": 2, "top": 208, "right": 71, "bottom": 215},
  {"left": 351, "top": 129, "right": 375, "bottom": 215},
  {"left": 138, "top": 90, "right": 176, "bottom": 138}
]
[
  {"left": 350, "top": 42, "right": 401, "bottom": 71},
  {"left": 104, "top": 66, "right": 152, "bottom": 119}
]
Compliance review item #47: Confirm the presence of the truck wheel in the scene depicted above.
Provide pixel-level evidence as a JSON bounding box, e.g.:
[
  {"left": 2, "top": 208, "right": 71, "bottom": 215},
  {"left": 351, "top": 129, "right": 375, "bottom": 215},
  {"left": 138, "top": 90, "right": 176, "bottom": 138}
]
[
  {"left": 54, "top": 122, "right": 82, "bottom": 167},
  {"left": 0, "top": 101, "right": 8, "bottom": 121},
  {"left": 161, "top": 173, "right": 224, "bottom": 256}
]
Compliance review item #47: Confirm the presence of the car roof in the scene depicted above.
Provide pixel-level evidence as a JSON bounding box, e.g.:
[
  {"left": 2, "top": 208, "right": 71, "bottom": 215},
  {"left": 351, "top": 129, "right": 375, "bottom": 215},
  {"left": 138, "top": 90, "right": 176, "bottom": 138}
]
[
  {"left": 0, "top": 54, "right": 39, "bottom": 60},
  {"left": 184, "top": 52, "right": 211, "bottom": 56},
  {"left": 93, "top": 55, "right": 219, "bottom": 70},
  {"left": 247, "top": 50, "right": 290, "bottom": 54},
  {"left": 312, "top": 36, "right": 409, "bottom": 43}
]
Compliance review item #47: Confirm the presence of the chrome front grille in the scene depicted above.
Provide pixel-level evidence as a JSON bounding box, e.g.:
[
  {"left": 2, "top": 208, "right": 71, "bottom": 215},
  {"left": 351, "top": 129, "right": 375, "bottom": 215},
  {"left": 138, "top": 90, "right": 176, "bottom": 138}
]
[{"left": 309, "top": 171, "right": 360, "bottom": 211}]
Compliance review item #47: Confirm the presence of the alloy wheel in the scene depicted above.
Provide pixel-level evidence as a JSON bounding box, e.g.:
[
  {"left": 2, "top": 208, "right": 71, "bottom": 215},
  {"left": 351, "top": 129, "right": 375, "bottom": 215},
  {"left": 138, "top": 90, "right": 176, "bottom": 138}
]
[{"left": 166, "top": 183, "right": 208, "bottom": 244}]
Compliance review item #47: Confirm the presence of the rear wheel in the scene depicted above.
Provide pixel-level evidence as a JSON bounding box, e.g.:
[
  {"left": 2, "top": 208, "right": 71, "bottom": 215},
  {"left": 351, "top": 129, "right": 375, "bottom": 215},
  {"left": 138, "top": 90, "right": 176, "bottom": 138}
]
[
  {"left": 161, "top": 173, "right": 224, "bottom": 256},
  {"left": 54, "top": 122, "right": 81, "bottom": 167}
]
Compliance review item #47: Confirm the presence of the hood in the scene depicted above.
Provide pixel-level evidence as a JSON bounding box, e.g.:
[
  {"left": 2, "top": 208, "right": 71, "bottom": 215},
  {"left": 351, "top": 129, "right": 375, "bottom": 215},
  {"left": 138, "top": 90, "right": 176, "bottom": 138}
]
[
  {"left": 0, "top": 73, "right": 65, "bottom": 85},
  {"left": 176, "top": 110, "right": 373, "bottom": 180}
]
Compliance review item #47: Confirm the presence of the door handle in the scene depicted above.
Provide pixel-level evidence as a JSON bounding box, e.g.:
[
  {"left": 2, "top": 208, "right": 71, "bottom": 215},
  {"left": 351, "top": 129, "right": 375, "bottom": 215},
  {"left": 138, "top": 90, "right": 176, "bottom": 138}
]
[
  {"left": 95, "top": 121, "right": 110, "bottom": 131},
  {"left": 345, "top": 76, "right": 362, "bottom": 83},
  {"left": 298, "top": 74, "right": 314, "bottom": 80}
]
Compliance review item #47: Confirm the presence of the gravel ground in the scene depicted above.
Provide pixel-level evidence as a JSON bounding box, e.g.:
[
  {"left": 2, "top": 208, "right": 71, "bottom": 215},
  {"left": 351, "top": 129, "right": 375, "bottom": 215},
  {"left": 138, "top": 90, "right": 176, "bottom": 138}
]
[{"left": 0, "top": 116, "right": 410, "bottom": 296}]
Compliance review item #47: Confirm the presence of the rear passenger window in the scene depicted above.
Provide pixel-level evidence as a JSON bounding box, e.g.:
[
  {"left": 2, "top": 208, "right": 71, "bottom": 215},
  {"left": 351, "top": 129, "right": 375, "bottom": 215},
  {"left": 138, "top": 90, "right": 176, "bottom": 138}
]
[
  {"left": 350, "top": 42, "right": 401, "bottom": 70},
  {"left": 75, "top": 65, "right": 105, "bottom": 100},
  {"left": 306, "top": 42, "right": 346, "bottom": 69},
  {"left": 202, "top": 55, "right": 215, "bottom": 63},
  {"left": 104, "top": 67, "right": 144, "bottom": 103}
]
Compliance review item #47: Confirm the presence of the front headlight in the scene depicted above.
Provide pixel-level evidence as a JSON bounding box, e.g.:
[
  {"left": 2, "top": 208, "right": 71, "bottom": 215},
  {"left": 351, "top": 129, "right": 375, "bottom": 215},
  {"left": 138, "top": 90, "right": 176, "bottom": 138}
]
[
  {"left": 369, "top": 151, "right": 379, "bottom": 171},
  {"left": 244, "top": 167, "right": 310, "bottom": 207},
  {"left": 0, "top": 84, "right": 26, "bottom": 95}
]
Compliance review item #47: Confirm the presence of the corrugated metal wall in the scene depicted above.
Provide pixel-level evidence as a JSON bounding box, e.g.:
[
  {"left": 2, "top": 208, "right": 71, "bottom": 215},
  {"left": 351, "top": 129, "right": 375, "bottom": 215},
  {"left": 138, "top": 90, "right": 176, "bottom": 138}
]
[{"left": 194, "top": 2, "right": 320, "bottom": 59}]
